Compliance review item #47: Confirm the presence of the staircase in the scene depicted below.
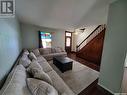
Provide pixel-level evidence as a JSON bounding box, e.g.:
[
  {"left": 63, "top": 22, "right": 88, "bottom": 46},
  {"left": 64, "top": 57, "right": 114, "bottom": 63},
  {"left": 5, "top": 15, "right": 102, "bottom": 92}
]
[{"left": 76, "top": 25, "right": 106, "bottom": 65}]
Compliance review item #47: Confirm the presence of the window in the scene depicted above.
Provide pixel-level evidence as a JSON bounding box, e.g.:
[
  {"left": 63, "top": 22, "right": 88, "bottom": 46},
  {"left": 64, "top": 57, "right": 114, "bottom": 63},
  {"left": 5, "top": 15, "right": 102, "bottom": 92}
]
[
  {"left": 39, "top": 32, "right": 52, "bottom": 48},
  {"left": 66, "top": 32, "right": 71, "bottom": 37},
  {"left": 66, "top": 38, "right": 71, "bottom": 46}
]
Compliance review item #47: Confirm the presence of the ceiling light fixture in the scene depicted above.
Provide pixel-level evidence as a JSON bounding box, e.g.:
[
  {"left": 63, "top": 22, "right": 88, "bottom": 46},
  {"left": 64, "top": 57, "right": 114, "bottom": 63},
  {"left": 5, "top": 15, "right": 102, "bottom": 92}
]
[{"left": 74, "top": 27, "right": 85, "bottom": 35}]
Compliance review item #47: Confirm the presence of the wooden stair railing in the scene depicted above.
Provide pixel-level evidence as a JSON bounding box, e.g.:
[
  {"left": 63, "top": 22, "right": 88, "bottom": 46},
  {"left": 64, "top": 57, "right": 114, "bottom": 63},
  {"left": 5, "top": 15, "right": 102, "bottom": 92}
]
[{"left": 76, "top": 24, "right": 106, "bottom": 51}]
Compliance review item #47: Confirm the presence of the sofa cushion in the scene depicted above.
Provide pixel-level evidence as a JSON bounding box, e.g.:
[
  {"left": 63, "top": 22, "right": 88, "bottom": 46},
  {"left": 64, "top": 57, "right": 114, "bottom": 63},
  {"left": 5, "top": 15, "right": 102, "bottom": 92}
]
[
  {"left": 23, "top": 51, "right": 29, "bottom": 55},
  {"left": 55, "top": 47, "right": 62, "bottom": 53},
  {"left": 32, "top": 49, "right": 40, "bottom": 57},
  {"left": 39, "top": 48, "right": 51, "bottom": 55},
  {"left": 34, "top": 70, "right": 52, "bottom": 85},
  {"left": 37, "top": 55, "right": 47, "bottom": 63},
  {"left": 43, "top": 54, "right": 54, "bottom": 61},
  {"left": 0, "top": 64, "right": 31, "bottom": 95},
  {"left": 28, "top": 52, "right": 37, "bottom": 60},
  {"left": 60, "top": 47, "right": 66, "bottom": 52},
  {"left": 27, "top": 60, "right": 43, "bottom": 75},
  {"left": 27, "top": 60, "right": 52, "bottom": 84},
  {"left": 19, "top": 54, "right": 31, "bottom": 68},
  {"left": 42, "top": 52, "right": 67, "bottom": 61},
  {"left": 52, "top": 52, "right": 67, "bottom": 57},
  {"left": 23, "top": 49, "right": 29, "bottom": 55},
  {"left": 38, "top": 61, "right": 53, "bottom": 73},
  {"left": 47, "top": 70, "right": 75, "bottom": 95},
  {"left": 51, "top": 48, "right": 56, "bottom": 53},
  {"left": 27, "top": 78, "right": 58, "bottom": 95}
]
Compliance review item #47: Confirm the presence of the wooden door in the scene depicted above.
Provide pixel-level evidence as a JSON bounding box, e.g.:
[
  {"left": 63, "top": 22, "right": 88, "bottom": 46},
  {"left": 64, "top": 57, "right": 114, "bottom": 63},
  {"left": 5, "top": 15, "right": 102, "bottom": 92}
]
[{"left": 65, "top": 31, "right": 72, "bottom": 53}]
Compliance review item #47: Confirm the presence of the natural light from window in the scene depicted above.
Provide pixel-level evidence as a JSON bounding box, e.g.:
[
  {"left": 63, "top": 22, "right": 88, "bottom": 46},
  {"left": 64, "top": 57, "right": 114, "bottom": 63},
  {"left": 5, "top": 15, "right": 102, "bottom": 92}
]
[{"left": 40, "top": 32, "right": 52, "bottom": 48}]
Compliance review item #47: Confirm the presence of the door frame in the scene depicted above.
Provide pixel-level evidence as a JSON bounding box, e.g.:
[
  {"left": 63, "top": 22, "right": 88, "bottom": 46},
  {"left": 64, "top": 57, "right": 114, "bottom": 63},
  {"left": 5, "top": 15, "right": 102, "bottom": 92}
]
[{"left": 65, "top": 31, "right": 72, "bottom": 53}]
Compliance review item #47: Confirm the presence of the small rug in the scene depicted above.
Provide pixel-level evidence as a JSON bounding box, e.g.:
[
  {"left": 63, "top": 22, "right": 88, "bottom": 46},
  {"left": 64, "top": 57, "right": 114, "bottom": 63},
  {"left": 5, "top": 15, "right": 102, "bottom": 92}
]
[{"left": 48, "top": 59, "right": 99, "bottom": 94}]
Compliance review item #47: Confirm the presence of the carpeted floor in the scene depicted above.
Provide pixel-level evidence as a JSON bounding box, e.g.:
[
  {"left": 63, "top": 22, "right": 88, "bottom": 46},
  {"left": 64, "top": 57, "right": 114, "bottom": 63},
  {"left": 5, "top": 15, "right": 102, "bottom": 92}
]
[{"left": 48, "top": 58, "right": 99, "bottom": 94}]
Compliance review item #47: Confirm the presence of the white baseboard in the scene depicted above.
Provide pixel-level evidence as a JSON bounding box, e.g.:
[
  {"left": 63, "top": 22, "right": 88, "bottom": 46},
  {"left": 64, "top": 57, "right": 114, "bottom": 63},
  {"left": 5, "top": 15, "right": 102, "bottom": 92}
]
[{"left": 98, "top": 83, "right": 114, "bottom": 94}]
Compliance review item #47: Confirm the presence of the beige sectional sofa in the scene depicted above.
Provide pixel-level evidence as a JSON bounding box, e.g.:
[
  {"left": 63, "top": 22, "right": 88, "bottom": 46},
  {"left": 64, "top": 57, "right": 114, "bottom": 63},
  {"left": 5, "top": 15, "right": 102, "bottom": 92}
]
[
  {"left": 32, "top": 47, "right": 67, "bottom": 61},
  {"left": 0, "top": 49, "right": 75, "bottom": 95}
]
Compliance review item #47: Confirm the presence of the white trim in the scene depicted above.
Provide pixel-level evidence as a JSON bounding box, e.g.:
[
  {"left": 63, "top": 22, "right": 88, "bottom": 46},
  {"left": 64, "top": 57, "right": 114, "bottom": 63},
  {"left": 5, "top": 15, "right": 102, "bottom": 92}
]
[
  {"left": 98, "top": 83, "right": 114, "bottom": 94},
  {"left": 124, "top": 53, "right": 127, "bottom": 67}
]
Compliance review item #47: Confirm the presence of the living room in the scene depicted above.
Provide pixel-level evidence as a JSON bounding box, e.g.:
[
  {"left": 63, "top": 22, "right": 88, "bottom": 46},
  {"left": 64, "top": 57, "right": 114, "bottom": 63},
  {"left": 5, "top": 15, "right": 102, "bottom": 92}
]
[{"left": 0, "top": 0, "right": 127, "bottom": 95}]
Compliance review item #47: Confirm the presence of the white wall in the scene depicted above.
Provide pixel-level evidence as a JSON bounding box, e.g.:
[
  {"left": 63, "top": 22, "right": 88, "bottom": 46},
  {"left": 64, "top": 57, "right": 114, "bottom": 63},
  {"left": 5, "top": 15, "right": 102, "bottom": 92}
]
[
  {"left": 21, "top": 23, "right": 65, "bottom": 49},
  {"left": 52, "top": 30, "right": 65, "bottom": 49},
  {"left": 76, "top": 5, "right": 109, "bottom": 28},
  {"left": 0, "top": 17, "right": 22, "bottom": 86},
  {"left": 99, "top": 0, "right": 127, "bottom": 93}
]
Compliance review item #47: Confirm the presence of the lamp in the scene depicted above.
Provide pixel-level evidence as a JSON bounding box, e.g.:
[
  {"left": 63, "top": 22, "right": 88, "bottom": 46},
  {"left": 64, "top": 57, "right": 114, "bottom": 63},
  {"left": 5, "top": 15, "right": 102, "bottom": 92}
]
[{"left": 80, "top": 28, "right": 85, "bottom": 33}]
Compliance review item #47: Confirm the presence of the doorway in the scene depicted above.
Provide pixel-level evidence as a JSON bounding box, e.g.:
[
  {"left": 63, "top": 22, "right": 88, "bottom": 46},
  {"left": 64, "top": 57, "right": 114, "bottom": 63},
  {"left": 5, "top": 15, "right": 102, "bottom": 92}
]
[{"left": 65, "top": 31, "right": 72, "bottom": 53}]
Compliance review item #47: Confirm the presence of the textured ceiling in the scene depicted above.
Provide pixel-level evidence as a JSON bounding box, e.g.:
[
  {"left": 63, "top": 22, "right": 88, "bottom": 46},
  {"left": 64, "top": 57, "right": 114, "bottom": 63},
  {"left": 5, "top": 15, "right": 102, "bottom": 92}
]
[{"left": 16, "top": 0, "right": 116, "bottom": 30}]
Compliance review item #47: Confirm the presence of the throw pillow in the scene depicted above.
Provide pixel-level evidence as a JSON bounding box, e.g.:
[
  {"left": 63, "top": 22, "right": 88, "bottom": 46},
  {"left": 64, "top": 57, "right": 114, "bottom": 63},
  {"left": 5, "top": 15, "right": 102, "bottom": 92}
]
[
  {"left": 27, "top": 78, "right": 58, "bottom": 95},
  {"left": 28, "top": 52, "right": 37, "bottom": 60},
  {"left": 32, "top": 49, "right": 40, "bottom": 57},
  {"left": 23, "top": 51, "right": 29, "bottom": 55},
  {"left": 60, "top": 47, "right": 65, "bottom": 52},
  {"left": 51, "top": 48, "right": 56, "bottom": 53},
  {"left": 39, "top": 48, "right": 51, "bottom": 55},
  {"left": 61, "top": 93, "right": 68, "bottom": 95},
  {"left": 34, "top": 70, "right": 52, "bottom": 85},
  {"left": 55, "top": 47, "right": 62, "bottom": 53},
  {"left": 27, "top": 60, "right": 43, "bottom": 75},
  {"left": 19, "top": 54, "right": 31, "bottom": 68},
  {"left": 27, "top": 60, "right": 52, "bottom": 85},
  {"left": 23, "top": 49, "right": 29, "bottom": 53}
]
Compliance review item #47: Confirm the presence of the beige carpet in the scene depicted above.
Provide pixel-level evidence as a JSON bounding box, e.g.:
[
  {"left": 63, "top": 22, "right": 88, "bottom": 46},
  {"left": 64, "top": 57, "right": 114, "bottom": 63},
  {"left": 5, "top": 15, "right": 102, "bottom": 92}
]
[{"left": 48, "top": 59, "right": 99, "bottom": 94}]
